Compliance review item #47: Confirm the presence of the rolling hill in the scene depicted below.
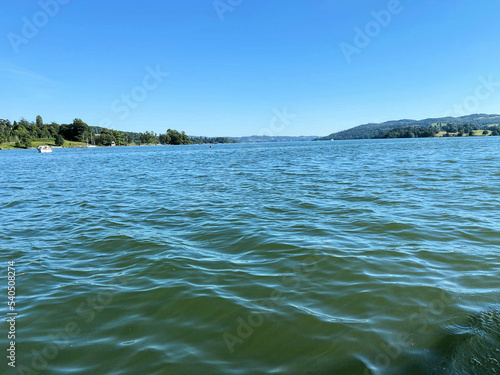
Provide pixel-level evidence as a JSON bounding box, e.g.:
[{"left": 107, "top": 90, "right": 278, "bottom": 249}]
[{"left": 318, "top": 114, "right": 500, "bottom": 140}]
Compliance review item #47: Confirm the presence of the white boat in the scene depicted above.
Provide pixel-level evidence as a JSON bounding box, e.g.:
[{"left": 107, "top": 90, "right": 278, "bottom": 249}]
[{"left": 37, "top": 145, "right": 52, "bottom": 153}]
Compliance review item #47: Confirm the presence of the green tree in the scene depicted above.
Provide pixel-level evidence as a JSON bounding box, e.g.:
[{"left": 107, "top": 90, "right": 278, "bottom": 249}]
[
  {"left": 59, "top": 119, "right": 93, "bottom": 142},
  {"left": 159, "top": 133, "right": 171, "bottom": 145},
  {"left": 165, "top": 129, "right": 191, "bottom": 145},
  {"left": 40, "top": 127, "right": 51, "bottom": 138},
  {"left": 483, "top": 130, "right": 489, "bottom": 135},
  {"left": 111, "top": 129, "right": 125, "bottom": 145},
  {"left": 55, "top": 134, "right": 65, "bottom": 146},
  {"left": 48, "top": 122, "right": 60, "bottom": 137},
  {"left": 36, "top": 115, "right": 43, "bottom": 128},
  {"left": 139, "top": 131, "right": 159, "bottom": 145},
  {"left": 99, "top": 133, "right": 114, "bottom": 146},
  {"left": 15, "top": 132, "right": 32, "bottom": 149}
]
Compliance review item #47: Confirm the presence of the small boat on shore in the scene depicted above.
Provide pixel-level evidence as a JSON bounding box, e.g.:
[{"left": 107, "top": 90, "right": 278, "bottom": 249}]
[{"left": 37, "top": 145, "right": 52, "bottom": 153}]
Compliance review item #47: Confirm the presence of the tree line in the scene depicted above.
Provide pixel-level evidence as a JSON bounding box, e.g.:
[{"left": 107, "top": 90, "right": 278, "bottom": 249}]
[
  {"left": 0, "top": 116, "right": 237, "bottom": 148},
  {"left": 373, "top": 123, "right": 500, "bottom": 139}
]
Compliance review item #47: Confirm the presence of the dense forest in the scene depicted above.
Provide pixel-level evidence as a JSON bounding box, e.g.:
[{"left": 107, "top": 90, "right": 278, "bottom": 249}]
[
  {"left": 318, "top": 114, "right": 500, "bottom": 140},
  {"left": 374, "top": 123, "right": 500, "bottom": 139},
  {"left": 0, "top": 116, "right": 237, "bottom": 149}
]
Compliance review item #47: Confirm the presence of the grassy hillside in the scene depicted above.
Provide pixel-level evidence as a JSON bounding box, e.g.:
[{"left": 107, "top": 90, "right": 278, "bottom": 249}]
[
  {"left": 318, "top": 114, "right": 500, "bottom": 140},
  {"left": 0, "top": 138, "right": 87, "bottom": 150}
]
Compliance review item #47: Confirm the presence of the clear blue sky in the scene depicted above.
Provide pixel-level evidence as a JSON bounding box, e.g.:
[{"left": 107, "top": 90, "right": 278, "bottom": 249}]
[{"left": 1, "top": 0, "right": 499, "bottom": 137}]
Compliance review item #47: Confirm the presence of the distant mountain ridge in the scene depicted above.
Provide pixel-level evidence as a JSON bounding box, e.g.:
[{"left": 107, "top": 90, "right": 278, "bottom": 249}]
[
  {"left": 229, "top": 135, "right": 318, "bottom": 143},
  {"left": 318, "top": 114, "right": 500, "bottom": 140}
]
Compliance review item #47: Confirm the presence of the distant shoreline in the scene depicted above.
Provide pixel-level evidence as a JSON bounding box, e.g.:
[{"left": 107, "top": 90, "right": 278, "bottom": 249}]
[{"left": 2, "top": 134, "right": 498, "bottom": 151}]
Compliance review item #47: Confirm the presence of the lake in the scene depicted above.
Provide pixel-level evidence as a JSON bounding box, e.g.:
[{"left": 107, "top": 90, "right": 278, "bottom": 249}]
[{"left": 1, "top": 137, "right": 499, "bottom": 375}]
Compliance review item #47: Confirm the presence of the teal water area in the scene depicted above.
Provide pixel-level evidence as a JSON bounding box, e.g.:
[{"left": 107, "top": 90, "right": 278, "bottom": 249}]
[{"left": 1, "top": 138, "right": 499, "bottom": 374}]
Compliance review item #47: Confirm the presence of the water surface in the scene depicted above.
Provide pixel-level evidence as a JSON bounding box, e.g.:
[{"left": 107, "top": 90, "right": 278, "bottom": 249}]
[{"left": 1, "top": 138, "right": 499, "bottom": 374}]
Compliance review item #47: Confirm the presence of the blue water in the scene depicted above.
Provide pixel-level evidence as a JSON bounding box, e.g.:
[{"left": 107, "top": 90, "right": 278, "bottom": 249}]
[{"left": 1, "top": 138, "right": 499, "bottom": 375}]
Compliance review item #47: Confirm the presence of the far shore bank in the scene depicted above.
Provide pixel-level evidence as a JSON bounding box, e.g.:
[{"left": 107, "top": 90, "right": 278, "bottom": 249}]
[{"left": 0, "top": 142, "right": 218, "bottom": 151}]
